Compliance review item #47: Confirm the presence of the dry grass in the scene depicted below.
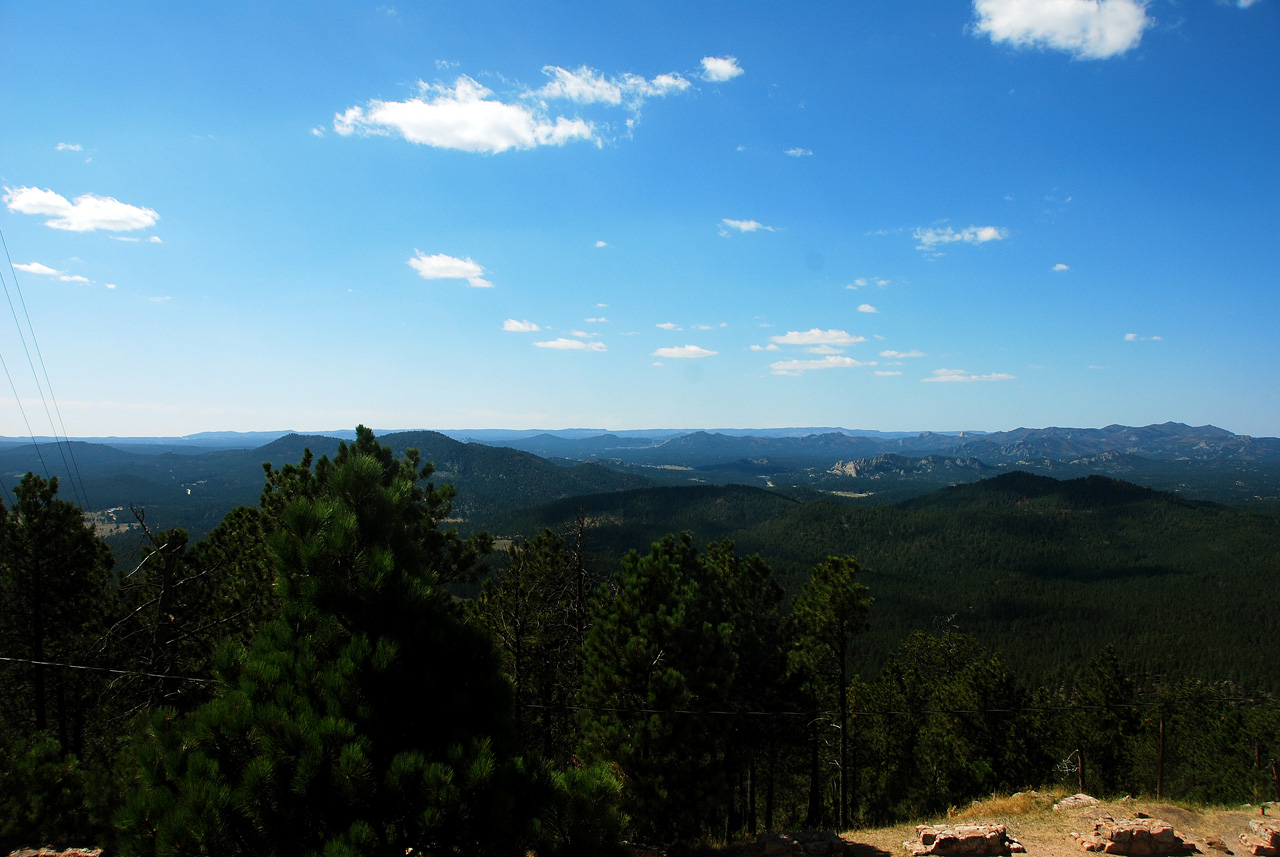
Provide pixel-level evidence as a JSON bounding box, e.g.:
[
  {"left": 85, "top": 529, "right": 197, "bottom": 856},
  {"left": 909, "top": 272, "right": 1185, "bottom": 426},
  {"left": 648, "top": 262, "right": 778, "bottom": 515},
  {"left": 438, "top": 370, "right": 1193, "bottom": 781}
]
[{"left": 949, "top": 790, "right": 1066, "bottom": 821}]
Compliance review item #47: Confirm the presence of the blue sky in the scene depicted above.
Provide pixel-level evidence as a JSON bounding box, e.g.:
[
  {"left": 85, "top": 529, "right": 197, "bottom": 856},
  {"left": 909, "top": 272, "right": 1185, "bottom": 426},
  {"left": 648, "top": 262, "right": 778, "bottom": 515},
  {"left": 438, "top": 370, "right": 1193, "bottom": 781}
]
[{"left": 1, "top": 0, "right": 1277, "bottom": 437}]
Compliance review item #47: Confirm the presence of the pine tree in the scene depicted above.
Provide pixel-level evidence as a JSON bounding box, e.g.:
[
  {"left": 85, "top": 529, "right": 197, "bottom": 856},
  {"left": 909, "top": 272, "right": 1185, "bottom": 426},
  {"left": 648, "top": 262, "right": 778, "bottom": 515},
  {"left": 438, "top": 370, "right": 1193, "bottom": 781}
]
[
  {"left": 577, "top": 534, "right": 737, "bottom": 844},
  {"left": 116, "top": 427, "right": 537, "bottom": 857},
  {"left": 0, "top": 473, "right": 115, "bottom": 755},
  {"left": 787, "top": 556, "right": 871, "bottom": 829}
]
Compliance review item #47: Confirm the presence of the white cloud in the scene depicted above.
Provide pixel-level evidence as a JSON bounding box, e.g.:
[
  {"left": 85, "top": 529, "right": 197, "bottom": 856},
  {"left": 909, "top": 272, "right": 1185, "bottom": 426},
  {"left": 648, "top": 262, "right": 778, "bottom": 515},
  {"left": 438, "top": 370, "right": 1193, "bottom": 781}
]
[
  {"left": 13, "top": 261, "right": 62, "bottom": 276},
  {"left": 60, "top": 274, "right": 90, "bottom": 283},
  {"left": 785, "top": 147, "right": 813, "bottom": 157},
  {"left": 971, "top": 0, "right": 1151, "bottom": 60},
  {"left": 880, "top": 349, "right": 926, "bottom": 359},
  {"left": 4, "top": 186, "right": 159, "bottom": 232},
  {"left": 55, "top": 142, "right": 82, "bottom": 152},
  {"left": 111, "top": 236, "right": 140, "bottom": 243},
  {"left": 1124, "top": 333, "right": 1163, "bottom": 341},
  {"left": 770, "top": 355, "right": 872, "bottom": 376},
  {"left": 875, "top": 370, "right": 904, "bottom": 376},
  {"left": 585, "top": 317, "right": 607, "bottom": 323},
  {"left": 534, "top": 338, "right": 606, "bottom": 351},
  {"left": 570, "top": 329, "right": 598, "bottom": 338},
  {"left": 1234, "top": 0, "right": 1259, "bottom": 6},
  {"left": 805, "top": 345, "right": 845, "bottom": 355},
  {"left": 749, "top": 344, "right": 781, "bottom": 352},
  {"left": 913, "top": 224, "right": 1007, "bottom": 251},
  {"left": 534, "top": 65, "right": 690, "bottom": 108},
  {"left": 594, "top": 240, "right": 608, "bottom": 248},
  {"left": 770, "top": 328, "right": 866, "bottom": 347},
  {"left": 408, "top": 250, "right": 493, "bottom": 287},
  {"left": 1053, "top": 262, "right": 1070, "bottom": 271},
  {"left": 503, "top": 319, "right": 540, "bottom": 332},
  {"left": 335, "top": 76, "right": 596, "bottom": 153},
  {"left": 653, "top": 345, "right": 717, "bottom": 359},
  {"left": 149, "top": 236, "right": 163, "bottom": 243},
  {"left": 657, "top": 322, "right": 682, "bottom": 331},
  {"left": 857, "top": 304, "right": 878, "bottom": 313},
  {"left": 105, "top": 283, "right": 117, "bottom": 290},
  {"left": 701, "top": 56, "right": 744, "bottom": 82},
  {"left": 311, "top": 126, "right": 325, "bottom": 137},
  {"left": 922, "top": 368, "right": 1016, "bottom": 383},
  {"left": 721, "top": 218, "right": 776, "bottom": 234}
]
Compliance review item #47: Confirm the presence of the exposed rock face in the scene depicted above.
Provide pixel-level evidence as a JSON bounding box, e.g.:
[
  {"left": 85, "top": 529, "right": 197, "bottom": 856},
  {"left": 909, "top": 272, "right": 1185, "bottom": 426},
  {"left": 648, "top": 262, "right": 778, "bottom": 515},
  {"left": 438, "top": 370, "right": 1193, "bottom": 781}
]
[
  {"left": 1239, "top": 819, "right": 1280, "bottom": 856},
  {"left": 829, "top": 454, "right": 991, "bottom": 479},
  {"left": 1071, "top": 816, "right": 1185, "bottom": 855},
  {"left": 742, "top": 829, "right": 847, "bottom": 856},
  {"left": 905, "top": 824, "right": 1024, "bottom": 856}
]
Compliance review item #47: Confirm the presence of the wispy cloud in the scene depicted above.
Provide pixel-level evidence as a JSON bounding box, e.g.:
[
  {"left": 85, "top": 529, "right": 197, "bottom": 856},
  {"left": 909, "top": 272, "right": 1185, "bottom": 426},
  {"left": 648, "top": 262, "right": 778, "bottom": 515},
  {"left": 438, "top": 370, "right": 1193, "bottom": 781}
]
[
  {"left": 770, "top": 328, "right": 866, "bottom": 347},
  {"left": 1124, "top": 333, "right": 1163, "bottom": 341},
  {"left": 653, "top": 345, "right": 717, "bottom": 359},
  {"left": 770, "top": 355, "right": 873, "bottom": 376},
  {"left": 55, "top": 142, "right": 82, "bottom": 152},
  {"left": 846, "top": 277, "right": 892, "bottom": 289},
  {"left": 1053, "top": 262, "right": 1070, "bottom": 271},
  {"left": 721, "top": 218, "right": 776, "bottom": 234},
  {"left": 875, "top": 370, "right": 903, "bottom": 376},
  {"left": 585, "top": 317, "right": 607, "bottom": 323},
  {"left": 749, "top": 343, "right": 781, "bottom": 352},
  {"left": 594, "top": 240, "right": 608, "bottom": 248},
  {"left": 784, "top": 147, "right": 813, "bottom": 157},
  {"left": 534, "top": 337, "right": 606, "bottom": 351},
  {"left": 534, "top": 65, "right": 690, "bottom": 108},
  {"left": 922, "top": 368, "right": 1015, "bottom": 383},
  {"left": 657, "top": 322, "right": 682, "bottom": 331},
  {"left": 857, "top": 304, "right": 878, "bottom": 313},
  {"left": 4, "top": 186, "right": 159, "bottom": 232},
  {"left": 880, "top": 349, "right": 926, "bottom": 359},
  {"left": 503, "top": 319, "right": 540, "bottom": 332},
  {"left": 13, "top": 261, "right": 63, "bottom": 276},
  {"left": 335, "top": 58, "right": 714, "bottom": 153},
  {"left": 913, "top": 224, "right": 1007, "bottom": 252},
  {"left": 971, "top": 0, "right": 1151, "bottom": 60},
  {"left": 407, "top": 250, "right": 493, "bottom": 287},
  {"left": 701, "top": 56, "right": 744, "bottom": 82}
]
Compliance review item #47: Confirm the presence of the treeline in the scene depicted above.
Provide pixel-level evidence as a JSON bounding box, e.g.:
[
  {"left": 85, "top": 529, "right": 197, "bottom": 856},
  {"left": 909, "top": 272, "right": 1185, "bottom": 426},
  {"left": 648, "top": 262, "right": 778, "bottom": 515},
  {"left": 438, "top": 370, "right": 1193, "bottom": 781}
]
[{"left": 0, "top": 432, "right": 1276, "bottom": 855}]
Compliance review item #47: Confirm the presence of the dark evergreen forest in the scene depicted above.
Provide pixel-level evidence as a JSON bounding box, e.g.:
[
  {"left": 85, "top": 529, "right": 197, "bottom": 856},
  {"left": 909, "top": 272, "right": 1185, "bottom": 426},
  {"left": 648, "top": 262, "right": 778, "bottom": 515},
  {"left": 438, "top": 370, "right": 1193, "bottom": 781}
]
[{"left": 1, "top": 430, "right": 1276, "bottom": 855}]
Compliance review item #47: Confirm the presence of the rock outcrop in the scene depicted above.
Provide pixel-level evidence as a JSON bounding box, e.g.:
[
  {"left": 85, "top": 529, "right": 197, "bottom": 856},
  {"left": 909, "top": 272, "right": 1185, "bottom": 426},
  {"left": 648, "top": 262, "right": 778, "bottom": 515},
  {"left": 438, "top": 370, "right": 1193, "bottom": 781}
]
[
  {"left": 1239, "top": 819, "right": 1280, "bottom": 857},
  {"left": 1072, "top": 816, "right": 1185, "bottom": 855},
  {"left": 1055, "top": 794, "right": 1102, "bottom": 811},
  {"left": 905, "top": 824, "right": 1024, "bottom": 856}
]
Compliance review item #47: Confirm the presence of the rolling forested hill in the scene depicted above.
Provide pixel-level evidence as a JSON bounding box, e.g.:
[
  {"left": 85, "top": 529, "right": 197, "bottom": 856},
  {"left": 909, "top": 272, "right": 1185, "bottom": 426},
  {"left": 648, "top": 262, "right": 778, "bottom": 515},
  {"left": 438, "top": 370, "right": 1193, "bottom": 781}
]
[{"left": 478, "top": 472, "right": 1280, "bottom": 690}]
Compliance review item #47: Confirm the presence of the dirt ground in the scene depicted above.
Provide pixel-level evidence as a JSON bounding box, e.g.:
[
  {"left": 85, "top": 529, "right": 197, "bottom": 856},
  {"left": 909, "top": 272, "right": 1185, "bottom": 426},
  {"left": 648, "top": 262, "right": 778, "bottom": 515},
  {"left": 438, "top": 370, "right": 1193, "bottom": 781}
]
[{"left": 839, "top": 792, "right": 1275, "bottom": 857}]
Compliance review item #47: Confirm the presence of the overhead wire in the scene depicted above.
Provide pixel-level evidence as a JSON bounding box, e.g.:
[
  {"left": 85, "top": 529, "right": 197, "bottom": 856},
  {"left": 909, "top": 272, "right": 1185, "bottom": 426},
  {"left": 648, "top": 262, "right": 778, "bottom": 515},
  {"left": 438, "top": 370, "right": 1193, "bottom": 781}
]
[
  {"left": 0, "top": 655, "right": 215, "bottom": 685},
  {"left": 0, "top": 228, "right": 92, "bottom": 510}
]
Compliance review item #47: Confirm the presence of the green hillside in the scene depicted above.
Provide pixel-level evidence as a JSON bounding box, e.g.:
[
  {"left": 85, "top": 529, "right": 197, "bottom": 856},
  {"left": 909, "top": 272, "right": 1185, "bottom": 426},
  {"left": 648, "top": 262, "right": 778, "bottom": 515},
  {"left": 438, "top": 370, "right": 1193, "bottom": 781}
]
[{"left": 478, "top": 471, "right": 1280, "bottom": 690}]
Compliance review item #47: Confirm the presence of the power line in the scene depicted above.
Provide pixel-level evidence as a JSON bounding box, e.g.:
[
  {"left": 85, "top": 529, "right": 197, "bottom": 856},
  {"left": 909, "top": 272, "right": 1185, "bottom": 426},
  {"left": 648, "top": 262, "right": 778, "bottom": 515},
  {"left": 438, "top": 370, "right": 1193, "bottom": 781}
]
[
  {"left": 0, "top": 655, "right": 215, "bottom": 685},
  {"left": 0, "top": 229, "right": 91, "bottom": 510}
]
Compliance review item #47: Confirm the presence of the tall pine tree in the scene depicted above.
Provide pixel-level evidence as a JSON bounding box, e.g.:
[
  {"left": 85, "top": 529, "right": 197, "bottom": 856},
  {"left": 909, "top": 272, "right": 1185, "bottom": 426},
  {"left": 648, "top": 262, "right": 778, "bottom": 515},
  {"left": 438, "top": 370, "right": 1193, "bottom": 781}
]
[{"left": 117, "top": 427, "right": 537, "bottom": 857}]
